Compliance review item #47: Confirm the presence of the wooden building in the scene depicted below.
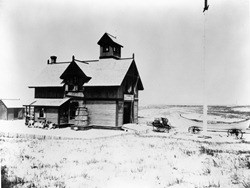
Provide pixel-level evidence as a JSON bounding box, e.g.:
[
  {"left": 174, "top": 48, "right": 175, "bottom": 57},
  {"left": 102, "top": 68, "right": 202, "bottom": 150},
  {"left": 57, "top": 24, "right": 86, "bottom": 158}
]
[
  {"left": 0, "top": 99, "right": 24, "bottom": 120},
  {"left": 26, "top": 33, "right": 144, "bottom": 128}
]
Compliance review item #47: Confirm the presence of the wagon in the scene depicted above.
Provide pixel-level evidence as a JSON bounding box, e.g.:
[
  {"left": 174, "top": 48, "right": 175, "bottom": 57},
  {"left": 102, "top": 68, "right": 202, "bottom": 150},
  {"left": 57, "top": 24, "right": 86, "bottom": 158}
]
[
  {"left": 188, "top": 126, "right": 202, "bottom": 134},
  {"left": 227, "top": 128, "right": 244, "bottom": 139}
]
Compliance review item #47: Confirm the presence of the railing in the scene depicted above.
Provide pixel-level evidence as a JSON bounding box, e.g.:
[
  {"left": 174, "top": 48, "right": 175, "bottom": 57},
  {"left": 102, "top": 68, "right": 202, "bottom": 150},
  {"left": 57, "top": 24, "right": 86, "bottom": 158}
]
[{"left": 66, "top": 91, "right": 84, "bottom": 98}]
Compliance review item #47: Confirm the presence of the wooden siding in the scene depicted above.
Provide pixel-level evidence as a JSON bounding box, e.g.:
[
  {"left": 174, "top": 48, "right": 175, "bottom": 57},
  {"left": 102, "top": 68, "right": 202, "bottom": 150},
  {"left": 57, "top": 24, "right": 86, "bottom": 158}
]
[
  {"left": 133, "top": 100, "right": 139, "bottom": 124},
  {"left": 46, "top": 108, "right": 59, "bottom": 124},
  {"left": 100, "top": 46, "right": 113, "bottom": 57},
  {"left": 7, "top": 109, "right": 14, "bottom": 120},
  {"left": 120, "top": 61, "right": 143, "bottom": 94},
  {"left": 99, "top": 46, "right": 121, "bottom": 59},
  {"left": 84, "top": 87, "right": 120, "bottom": 99},
  {"left": 34, "top": 107, "right": 59, "bottom": 124},
  {"left": 0, "top": 101, "right": 7, "bottom": 120},
  {"left": 117, "top": 101, "right": 124, "bottom": 126},
  {"left": 86, "top": 100, "right": 116, "bottom": 126},
  {"left": 35, "top": 87, "right": 64, "bottom": 98}
]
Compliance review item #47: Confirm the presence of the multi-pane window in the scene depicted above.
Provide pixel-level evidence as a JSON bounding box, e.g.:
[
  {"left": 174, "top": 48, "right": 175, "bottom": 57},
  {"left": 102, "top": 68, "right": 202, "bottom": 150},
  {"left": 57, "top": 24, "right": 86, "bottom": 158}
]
[{"left": 39, "top": 108, "right": 45, "bottom": 118}]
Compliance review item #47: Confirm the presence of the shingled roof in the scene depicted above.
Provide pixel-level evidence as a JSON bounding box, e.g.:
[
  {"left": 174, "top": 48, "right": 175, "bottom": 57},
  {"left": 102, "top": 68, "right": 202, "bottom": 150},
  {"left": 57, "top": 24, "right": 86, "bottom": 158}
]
[
  {"left": 77, "top": 58, "right": 132, "bottom": 87},
  {"left": 29, "top": 58, "right": 143, "bottom": 89},
  {"left": 29, "top": 98, "right": 70, "bottom": 107},
  {"left": 97, "top": 32, "right": 123, "bottom": 47},
  {"left": 1, "top": 99, "right": 24, "bottom": 108},
  {"left": 29, "top": 63, "right": 69, "bottom": 87}
]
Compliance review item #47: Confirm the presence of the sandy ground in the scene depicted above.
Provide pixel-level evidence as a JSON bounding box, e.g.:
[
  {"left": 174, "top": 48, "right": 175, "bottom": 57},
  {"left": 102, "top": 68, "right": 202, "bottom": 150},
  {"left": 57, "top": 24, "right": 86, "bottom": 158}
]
[
  {"left": 0, "top": 120, "right": 130, "bottom": 140},
  {"left": 1, "top": 109, "right": 250, "bottom": 142},
  {"left": 181, "top": 113, "right": 247, "bottom": 123},
  {"left": 1, "top": 108, "right": 250, "bottom": 188}
]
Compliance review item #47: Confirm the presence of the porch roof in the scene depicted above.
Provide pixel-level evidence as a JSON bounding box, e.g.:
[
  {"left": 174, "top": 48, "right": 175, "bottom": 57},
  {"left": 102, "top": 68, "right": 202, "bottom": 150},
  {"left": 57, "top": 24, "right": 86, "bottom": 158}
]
[{"left": 27, "top": 98, "right": 70, "bottom": 107}]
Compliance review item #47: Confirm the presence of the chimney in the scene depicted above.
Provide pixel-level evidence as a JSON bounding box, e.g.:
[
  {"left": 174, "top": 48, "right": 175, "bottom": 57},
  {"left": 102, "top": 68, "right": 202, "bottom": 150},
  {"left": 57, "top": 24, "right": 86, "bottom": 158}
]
[{"left": 50, "top": 56, "right": 57, "bottom": 64}]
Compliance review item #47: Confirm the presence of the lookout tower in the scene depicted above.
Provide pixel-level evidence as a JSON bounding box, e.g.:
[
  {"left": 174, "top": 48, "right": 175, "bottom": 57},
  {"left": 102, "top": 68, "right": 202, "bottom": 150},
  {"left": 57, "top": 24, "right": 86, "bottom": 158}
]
[{"left": 97, "top": 33, "right": 123, "bottom": 59}]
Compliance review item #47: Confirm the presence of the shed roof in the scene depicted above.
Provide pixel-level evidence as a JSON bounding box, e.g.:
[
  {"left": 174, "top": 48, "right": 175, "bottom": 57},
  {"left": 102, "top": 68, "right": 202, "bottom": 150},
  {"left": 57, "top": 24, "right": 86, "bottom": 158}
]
[
  {"left": 28, "top": 98, "right": 70, "bottom": 107},
  {"left": 1, "top": 99, "right": 24, "bottom": 108},
  {"left": 29, "top": 58, "right": 137, "bottom": 88}
]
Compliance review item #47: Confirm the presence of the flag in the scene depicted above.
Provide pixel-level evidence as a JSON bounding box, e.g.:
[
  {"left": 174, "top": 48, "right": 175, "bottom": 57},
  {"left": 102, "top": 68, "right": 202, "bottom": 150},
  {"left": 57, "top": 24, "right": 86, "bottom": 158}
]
[{"left": 203, "top": 0, "right": 209, "bottom": 12}]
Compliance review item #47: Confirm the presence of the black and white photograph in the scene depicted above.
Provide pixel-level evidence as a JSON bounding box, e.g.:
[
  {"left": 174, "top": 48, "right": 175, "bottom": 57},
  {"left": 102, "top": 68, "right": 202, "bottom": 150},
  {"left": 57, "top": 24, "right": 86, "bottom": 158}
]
[{"left": 0, "top": 0, "right": 250, "bottom": 187}]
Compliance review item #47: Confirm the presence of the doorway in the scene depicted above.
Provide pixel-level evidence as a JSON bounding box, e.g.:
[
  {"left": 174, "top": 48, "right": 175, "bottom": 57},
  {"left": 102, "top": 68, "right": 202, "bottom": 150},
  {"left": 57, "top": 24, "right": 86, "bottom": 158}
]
[
  {"left": 123, "top": 102, "right": 133, "bottom": 124},
  {"left": 69, "top": 101, "right": 79, "bottom": 124},
  {"left": 14, "top": 109, "right": 19, "bottom": 119}
]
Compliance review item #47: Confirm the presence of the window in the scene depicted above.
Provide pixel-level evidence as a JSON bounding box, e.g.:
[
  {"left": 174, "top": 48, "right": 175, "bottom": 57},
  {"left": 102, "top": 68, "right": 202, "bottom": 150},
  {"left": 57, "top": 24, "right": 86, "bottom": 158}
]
[
  {"left": 103, "top": 46, "right": 109, "bottom": 52},
  {"left": 73, "top": 76, "right": 78, "bottom": 84},
  {"left": 73, "top": 85, "right": 78, "bottom": 91},
  {"left": 65, "top": 84, "right": 68, "bottom": 91},
  {"left": 68, "top": 85, "right": 74, "bottom": 91},
  {"left": 39, "top": 108, "right": 45, "bottom": 118}
]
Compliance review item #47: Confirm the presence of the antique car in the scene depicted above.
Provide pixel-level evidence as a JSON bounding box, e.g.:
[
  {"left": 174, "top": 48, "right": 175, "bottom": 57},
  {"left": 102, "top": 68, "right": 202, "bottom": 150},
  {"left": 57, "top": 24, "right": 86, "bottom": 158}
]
[{"left": 151, "top": 117, "right": 172, "bottom": 132}]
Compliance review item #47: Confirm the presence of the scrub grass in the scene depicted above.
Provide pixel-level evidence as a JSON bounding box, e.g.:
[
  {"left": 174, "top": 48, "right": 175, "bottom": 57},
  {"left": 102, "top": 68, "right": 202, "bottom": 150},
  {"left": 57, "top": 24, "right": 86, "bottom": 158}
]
[{"left": 1, "top": 134, "right": 250, "bottom": 188}]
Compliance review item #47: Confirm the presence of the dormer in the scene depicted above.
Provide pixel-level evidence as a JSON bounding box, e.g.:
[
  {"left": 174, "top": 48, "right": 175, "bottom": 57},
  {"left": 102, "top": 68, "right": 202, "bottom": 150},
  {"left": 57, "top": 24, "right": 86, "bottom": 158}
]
[
  {"left": 60, "top": 57, "right": 91, "bottom": 94},
  {"left": 97, "top": 33, "right": 123, "bottom": 59}
]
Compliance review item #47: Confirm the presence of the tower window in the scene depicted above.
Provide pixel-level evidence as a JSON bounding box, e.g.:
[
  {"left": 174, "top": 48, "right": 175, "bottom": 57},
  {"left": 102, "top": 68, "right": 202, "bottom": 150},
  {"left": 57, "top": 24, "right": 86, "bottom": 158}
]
[
  {"left": 68, "top": 85, "right": 74, "bottom": 91},
  {"left": 73, "top": 76, "right": 78, "bottom": 84},
  {"left": 103, "top": 46, "right": 109, "bottom": 52}
]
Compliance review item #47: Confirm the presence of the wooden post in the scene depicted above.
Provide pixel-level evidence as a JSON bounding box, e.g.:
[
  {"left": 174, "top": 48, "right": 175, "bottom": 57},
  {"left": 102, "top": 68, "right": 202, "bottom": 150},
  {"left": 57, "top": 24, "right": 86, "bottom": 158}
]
[
  {"left": 58, "top": 108, "right": 60, "bottom": 126},
  {"left": 115, "top": 100, "right": 118, "bottom": 127},
  {"left": 68, "top": 102, "right": 70, "bottom": 123}
]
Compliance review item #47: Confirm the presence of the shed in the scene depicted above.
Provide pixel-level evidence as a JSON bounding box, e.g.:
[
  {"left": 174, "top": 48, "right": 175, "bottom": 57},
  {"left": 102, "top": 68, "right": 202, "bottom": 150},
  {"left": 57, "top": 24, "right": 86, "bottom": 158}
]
[{"left": 0, "top": 99, "right": 24, "bottom": 120}]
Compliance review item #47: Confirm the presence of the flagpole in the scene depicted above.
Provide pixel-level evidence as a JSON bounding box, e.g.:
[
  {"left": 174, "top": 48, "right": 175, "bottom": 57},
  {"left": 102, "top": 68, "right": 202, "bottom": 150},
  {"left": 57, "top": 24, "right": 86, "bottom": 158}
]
[{"left": 203, "top": 1, "right": 208, "bottom": 135}]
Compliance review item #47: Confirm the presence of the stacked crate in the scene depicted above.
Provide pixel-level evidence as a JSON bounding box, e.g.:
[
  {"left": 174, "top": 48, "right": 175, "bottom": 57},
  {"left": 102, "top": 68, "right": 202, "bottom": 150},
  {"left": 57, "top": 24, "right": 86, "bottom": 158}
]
[{"left": 74, "top": 101, "right": 89, "bottom": 127}]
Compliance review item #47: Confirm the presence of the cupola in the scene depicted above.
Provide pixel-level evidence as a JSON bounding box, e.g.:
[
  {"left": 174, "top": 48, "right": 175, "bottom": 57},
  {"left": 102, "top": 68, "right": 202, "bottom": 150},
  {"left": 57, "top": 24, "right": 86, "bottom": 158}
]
[{"left": 97, "top": 33, "right": 123, "bottom": 59}]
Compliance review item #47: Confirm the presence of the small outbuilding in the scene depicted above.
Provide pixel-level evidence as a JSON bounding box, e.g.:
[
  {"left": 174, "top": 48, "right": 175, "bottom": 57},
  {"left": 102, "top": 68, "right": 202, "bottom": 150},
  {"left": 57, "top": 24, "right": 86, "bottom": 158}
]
[{"left": 0, "top": 99, "right": 24, "bottom": 120}]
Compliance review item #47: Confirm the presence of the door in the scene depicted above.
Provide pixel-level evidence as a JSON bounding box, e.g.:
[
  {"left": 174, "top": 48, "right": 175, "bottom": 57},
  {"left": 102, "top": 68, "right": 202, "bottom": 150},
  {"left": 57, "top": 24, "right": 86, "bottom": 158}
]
[
  {"left": 14, "top": 109, "right": 19, "bottom": 119},
  {"left": 123, "top": 102, "right": 132, "bottom": 124},
  {"left": 69, "top": 101, "right": 79, "bottom": 124}
]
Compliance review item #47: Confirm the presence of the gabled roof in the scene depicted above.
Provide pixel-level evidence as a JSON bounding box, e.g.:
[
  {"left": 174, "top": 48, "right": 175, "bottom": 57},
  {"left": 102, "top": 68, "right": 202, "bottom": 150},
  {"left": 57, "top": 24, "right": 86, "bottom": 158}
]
[
  {"left": 29, "top": 63, "right": 69, "bottom": 87},
  {"left": 29, "top": 58, "right": 143, "bottom": 89},
  {"left": 60, "top": 61, "right": 91, "bottom": 83},
  {"left": 1, "top": 99, "right": 24, "bottom": 108},
  {"left": 97, "top": 33, "right": 123, "bottom": 47},
  {"left": 77, "top": 58, "right": 133, "bottom": 87}
]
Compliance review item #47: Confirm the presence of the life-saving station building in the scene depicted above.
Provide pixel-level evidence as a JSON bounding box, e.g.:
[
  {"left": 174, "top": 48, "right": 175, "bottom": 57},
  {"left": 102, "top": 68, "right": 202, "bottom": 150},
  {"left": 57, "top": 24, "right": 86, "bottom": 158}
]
[{"left": 26, "top": 33, "right": 144, "bottom": 128}]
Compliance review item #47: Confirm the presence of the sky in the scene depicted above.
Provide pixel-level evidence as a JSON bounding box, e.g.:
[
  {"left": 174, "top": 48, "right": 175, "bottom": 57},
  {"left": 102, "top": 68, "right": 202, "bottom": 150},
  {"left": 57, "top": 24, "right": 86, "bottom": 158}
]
[{"left": 0, "top": 0, "right": 249, "bottom": 106}]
